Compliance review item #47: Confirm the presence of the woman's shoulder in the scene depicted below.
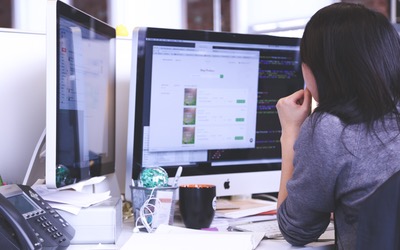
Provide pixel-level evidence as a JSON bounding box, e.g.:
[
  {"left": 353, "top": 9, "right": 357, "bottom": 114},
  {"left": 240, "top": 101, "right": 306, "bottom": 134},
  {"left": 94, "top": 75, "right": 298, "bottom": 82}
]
[
  {"left": 302, "top": 112, "right": 344, "bottom": 135},
  {"left": 296, "top": 112, "right": 351, "bottom": 158}
]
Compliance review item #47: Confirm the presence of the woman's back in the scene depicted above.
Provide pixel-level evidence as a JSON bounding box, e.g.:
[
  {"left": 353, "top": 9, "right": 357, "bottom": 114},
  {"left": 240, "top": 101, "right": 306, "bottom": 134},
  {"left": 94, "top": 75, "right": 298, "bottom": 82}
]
[{"left": 280, "top": 111, "right": 400, "bottom": 249}]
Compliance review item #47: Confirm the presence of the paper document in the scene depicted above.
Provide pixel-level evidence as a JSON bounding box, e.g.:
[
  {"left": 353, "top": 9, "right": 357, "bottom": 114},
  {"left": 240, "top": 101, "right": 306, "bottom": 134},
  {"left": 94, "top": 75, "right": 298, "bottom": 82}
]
[
  {"left": 39, "top": 189, "right": 111, "bottom": 208},
  {"left": 47, "top": 202, "right": 82, "bottom": 215},
  {"left": 121, "top": 224, "right": 264, "bottom": 250},
  {"left": 216, "top": 198, "right": 277, "bottom": 219},
  {"left": 32, "top": 184, "right": 111, "bottom": 214},
  {"left": 57, "top": 176, "right": 107, "bottom": 191}
]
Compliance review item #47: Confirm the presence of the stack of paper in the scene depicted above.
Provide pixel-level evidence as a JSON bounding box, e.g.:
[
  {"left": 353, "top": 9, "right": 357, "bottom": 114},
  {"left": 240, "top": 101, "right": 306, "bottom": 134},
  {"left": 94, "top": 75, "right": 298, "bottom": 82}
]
[
  {"left": 32, "top": 177, "right": 111, "bottom": 215},
  {"left": 121, "top": 224, "right": 265, "bottom": 250},
  {"left": 216, "top": 198, "right": 277, "bottom": 219}
]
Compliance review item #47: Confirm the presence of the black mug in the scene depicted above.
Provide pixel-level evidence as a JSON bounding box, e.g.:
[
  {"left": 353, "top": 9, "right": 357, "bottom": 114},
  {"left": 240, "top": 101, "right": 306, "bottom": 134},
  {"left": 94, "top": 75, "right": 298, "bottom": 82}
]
[{"left": 179, "top": 184, "right": 216, "bottom": 229}]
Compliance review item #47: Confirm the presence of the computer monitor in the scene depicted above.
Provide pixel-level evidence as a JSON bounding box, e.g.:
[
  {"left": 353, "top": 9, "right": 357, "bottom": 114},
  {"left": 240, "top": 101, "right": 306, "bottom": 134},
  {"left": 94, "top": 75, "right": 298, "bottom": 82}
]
[
  {"left": 125, "top": 27, "right": 303, "bottom": 200},
  {"left": 45, "top": 0, "right": 116, "bottom": 189}
]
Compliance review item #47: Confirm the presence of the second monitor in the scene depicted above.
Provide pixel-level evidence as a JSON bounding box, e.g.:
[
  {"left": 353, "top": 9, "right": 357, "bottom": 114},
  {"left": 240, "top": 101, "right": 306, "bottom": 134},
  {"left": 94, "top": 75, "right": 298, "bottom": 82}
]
[
  {"left": 126, "top": 27, "right": 304, "bottom": 200},
  {"left": 46, "top": 0, "right": 116, "bottom": 189}
]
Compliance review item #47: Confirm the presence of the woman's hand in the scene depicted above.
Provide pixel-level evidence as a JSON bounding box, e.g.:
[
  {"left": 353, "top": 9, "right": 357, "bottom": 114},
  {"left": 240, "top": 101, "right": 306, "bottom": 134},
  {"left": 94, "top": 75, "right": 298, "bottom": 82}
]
[{"left": 276, "top": 88, "right": 312, "bottom": 137}]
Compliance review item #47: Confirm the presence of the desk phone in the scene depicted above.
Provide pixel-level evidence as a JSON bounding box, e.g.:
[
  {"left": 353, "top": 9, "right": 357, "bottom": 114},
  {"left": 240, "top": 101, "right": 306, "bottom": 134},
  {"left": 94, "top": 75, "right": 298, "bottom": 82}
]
[{"left": 0, "top": 184, "right": 75, "bottom": 250}]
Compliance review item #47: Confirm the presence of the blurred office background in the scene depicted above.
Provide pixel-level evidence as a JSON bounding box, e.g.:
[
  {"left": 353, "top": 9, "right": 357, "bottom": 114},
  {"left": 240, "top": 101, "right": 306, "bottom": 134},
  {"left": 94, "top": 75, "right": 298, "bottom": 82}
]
[
  {"left": 0, "top": 0, "right": 393, "bottom": 38},
  {"left": 0, "top": 0, "right": 393, "bottom": 189}
]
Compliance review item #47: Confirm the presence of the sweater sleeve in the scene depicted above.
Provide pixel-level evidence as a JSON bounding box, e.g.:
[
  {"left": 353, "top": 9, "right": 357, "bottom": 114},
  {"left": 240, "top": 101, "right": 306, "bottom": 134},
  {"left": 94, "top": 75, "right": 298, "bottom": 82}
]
[{"left": 277, "top": 114, "right": 347, "bottom": 246}]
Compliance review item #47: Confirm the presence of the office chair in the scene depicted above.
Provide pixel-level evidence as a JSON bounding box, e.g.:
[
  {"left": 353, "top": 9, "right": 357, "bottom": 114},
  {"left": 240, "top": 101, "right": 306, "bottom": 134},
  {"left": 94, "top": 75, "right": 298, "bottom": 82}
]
[{"left": 356, "top": 170, "right": 400, "bottom": 250}]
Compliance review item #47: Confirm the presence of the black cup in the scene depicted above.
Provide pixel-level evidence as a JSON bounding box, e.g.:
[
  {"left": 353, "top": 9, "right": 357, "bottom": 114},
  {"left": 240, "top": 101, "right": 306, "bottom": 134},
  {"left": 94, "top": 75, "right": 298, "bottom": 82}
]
[{"left": 179, "top": 184, "right": 216, "bottom": 229}]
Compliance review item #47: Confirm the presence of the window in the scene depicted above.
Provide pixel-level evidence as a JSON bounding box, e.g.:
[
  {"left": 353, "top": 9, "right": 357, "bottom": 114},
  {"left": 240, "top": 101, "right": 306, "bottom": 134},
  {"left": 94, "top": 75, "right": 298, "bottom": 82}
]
[
  {"left": 72, "top": 0, "right": 108, "bottom": 23},
  {"left": 187, "top": 0, "right": 231, "bottom": 31},
  {"left": 0, "top": 0, "right": 12, "bottom": 28}
]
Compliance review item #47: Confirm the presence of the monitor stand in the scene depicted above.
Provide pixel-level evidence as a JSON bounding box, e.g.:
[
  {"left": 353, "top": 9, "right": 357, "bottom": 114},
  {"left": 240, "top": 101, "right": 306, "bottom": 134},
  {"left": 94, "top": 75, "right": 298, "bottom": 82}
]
[{"left": 24, "top": 129, "right": 123, "bottom": 244}]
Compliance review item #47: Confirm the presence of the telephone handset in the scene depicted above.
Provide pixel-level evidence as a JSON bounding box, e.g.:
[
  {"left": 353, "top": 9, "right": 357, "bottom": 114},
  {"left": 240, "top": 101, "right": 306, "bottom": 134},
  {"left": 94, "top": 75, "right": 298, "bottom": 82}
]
[{"left": 0, "top": 184, "right": 75, "bottom": 250}]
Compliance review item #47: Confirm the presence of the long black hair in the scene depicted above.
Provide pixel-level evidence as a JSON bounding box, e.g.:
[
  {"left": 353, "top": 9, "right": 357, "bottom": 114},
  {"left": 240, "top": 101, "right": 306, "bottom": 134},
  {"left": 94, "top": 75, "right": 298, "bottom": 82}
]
[{"left": 301, "top": 3, "right": 400, "bottom": 129}]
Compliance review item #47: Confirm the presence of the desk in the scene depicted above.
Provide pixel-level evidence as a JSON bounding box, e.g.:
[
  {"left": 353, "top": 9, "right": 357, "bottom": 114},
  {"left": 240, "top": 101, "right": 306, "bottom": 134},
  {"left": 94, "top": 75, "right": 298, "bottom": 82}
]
[
  {"left": 257, "top": 230, "right": 335, "bottom": 249},
  {"left": 67, "top": 218, "right": 335, "bottom": 249}
]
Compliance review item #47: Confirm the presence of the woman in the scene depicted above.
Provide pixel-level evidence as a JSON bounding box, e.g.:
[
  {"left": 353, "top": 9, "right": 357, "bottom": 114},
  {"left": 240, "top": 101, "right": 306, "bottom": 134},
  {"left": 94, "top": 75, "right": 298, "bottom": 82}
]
[{"left": 276, "top": 3, "right": 400, "bottom": 249}]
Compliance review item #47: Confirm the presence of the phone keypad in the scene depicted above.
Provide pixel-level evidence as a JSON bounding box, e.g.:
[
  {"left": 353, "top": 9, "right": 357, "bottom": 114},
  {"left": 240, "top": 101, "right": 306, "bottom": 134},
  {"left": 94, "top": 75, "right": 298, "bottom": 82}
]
[{"left": 19, "top": 185, "right": 75, "bottom": 247}]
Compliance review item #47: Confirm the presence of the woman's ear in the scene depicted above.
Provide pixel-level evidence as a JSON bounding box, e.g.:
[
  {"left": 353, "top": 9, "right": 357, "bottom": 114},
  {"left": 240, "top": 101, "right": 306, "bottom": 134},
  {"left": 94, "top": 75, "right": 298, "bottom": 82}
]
[{"left": 301, "top": 63, "right": 319, "bottom": 102}]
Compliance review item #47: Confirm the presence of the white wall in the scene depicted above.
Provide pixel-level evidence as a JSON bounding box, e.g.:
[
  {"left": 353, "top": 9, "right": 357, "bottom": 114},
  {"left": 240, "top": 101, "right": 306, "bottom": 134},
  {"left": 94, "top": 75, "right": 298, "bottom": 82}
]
[
  {"left": 231, "top": 0, "right": 338, "bottom": 34},
  {"left": 12, "top": 0, "right": 47, "bottom": 33},
  {"left": 0, "top": 28, "right": 132, "bottom": 194},
  {"left": 0, "top": 29, "right": 46, "bottom": 184},
  {"left": 12, "top": 0, "right": 185, "bottom": 35}
]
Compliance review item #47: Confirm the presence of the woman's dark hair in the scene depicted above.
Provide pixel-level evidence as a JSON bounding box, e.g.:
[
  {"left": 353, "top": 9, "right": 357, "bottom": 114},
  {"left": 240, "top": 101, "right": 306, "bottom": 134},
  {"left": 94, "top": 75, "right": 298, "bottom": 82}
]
[{"left": 301, "top": 3, "right": 400, "bottom": 127}]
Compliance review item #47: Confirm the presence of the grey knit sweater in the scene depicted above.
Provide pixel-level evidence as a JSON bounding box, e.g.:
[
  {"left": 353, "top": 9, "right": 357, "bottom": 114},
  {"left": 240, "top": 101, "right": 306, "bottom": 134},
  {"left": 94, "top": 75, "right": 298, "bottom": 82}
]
[{"left": 277, "top": 112, "right": 400, "bottom": 249}]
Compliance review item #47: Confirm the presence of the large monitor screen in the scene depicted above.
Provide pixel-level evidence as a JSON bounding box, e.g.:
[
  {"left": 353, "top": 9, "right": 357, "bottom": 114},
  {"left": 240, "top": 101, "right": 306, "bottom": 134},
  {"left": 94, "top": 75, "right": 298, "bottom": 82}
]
[
  {"left": 126, "top": 27, "right": 303, "bottom": 198},
  {"left": 46, "top": 0, "right": 116, "bottom": 188}
]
